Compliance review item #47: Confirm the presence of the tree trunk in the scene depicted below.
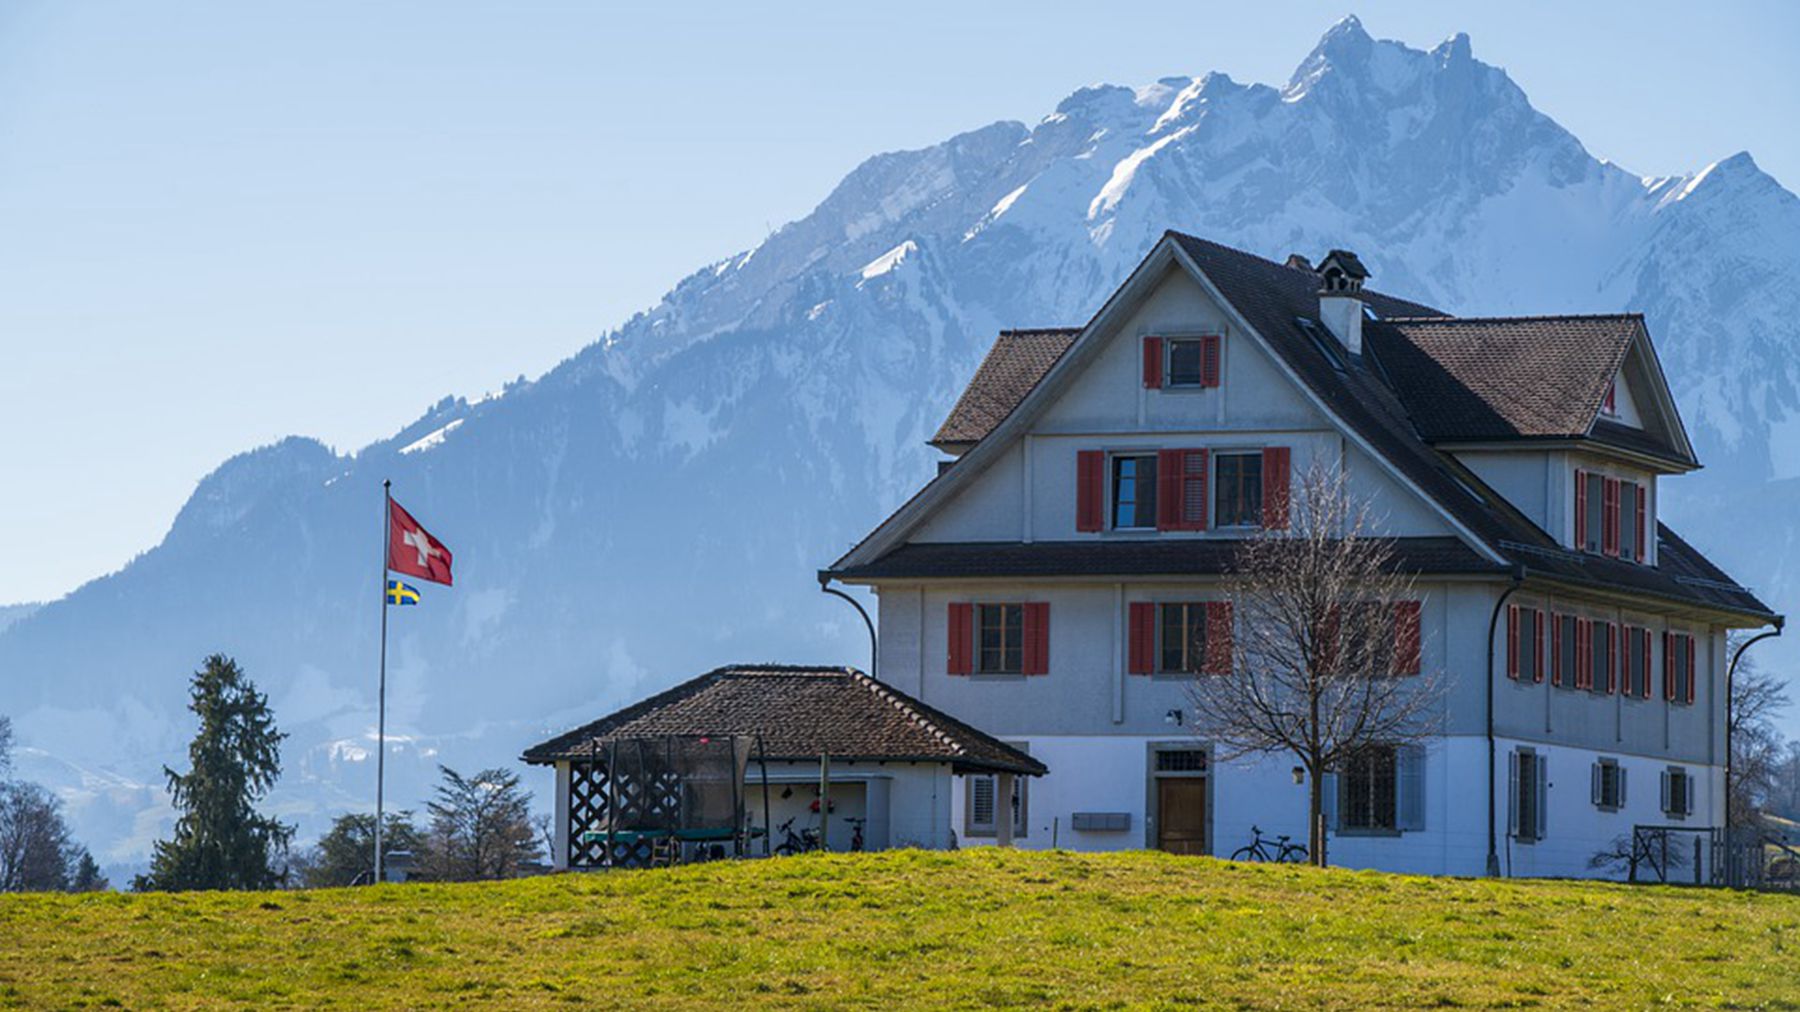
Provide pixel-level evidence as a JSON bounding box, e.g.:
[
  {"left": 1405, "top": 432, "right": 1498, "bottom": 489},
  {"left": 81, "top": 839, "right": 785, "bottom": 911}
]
[{"left": 1309, "top": 762, "right": 1325, "bottom": 867}]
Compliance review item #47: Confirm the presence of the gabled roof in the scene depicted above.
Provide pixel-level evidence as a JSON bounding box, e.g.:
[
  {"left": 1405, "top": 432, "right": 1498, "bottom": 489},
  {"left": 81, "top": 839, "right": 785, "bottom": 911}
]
[
  {"left": 827, "top": 231, "right": 1774, "bottom": 624},
  {"left": 931, "top": 329, "right": 1078, "bottom": 449},
  {"left": 521, "top": 664, "right": 1046, "bottom": 776},
  {"left": 1364, "top": 314, "right": 1695, "bottom": 466}
]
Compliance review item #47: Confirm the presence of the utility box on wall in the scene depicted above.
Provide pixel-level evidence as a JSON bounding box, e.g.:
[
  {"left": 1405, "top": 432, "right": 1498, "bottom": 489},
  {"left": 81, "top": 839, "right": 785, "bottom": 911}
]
[{"left": 1071, "top": 812, "right": 1131, "bottom": 832}]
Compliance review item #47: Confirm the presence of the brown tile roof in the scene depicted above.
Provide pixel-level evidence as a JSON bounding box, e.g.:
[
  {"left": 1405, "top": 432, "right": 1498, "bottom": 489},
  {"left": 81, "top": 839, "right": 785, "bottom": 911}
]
[
  {"left": 1366, "top": 314, "right": 1639, "bottom": 439},
  {"left": 930, "top": 329, "right": 1077, "bottom": 448},
  {"left": 522, "top": 665, "right": 1046, "bottom": 775}
]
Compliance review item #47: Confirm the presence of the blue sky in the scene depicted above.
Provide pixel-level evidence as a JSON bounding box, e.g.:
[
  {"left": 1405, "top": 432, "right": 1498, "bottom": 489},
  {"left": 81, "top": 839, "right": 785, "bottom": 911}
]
[{"left": 1, "top": 0, "right": 1795, "bottom": 605}]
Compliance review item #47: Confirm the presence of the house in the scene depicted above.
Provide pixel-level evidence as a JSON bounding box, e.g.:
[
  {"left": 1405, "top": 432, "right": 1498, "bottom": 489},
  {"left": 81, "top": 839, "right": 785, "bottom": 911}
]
[
  {"left": 523, "top": 665, "right": 1045, "bottom": 869},
  {"left": 822, "top": 232, "right": 1780, "bottom": 879}
]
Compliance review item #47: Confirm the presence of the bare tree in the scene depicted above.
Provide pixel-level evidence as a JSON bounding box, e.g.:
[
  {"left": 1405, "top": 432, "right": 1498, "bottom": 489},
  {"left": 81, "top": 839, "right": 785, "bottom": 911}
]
[
  {"left": 1188, "top": 463, "right": 1440, "bottom": 866},
  {"left": 1728, "top": 642, "right": 1791, "bottom": 827},
  {"left": 423, "top": 766, "right": 540, "bottom": 881},
  {"left": 1772, "top": 740, "right": 1800, "bottom": 823},
  {"left": 0, "top": 714, "right": 13, "bottom": 777},
  {"left": 0, "top": 781, "right": 75, "bottom": 892}
]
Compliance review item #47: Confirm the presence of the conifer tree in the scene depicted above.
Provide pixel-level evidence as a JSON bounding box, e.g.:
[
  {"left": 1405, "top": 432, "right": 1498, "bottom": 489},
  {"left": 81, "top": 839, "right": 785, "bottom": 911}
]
[{"left": 138, "top": 655, "right": 292, "bottom": 891}]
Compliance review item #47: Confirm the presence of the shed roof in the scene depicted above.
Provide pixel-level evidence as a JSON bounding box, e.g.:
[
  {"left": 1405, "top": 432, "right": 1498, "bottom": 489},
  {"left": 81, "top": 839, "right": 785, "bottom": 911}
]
[{"left": 522, "top": 664, "right": 1046, "bottom": 776}]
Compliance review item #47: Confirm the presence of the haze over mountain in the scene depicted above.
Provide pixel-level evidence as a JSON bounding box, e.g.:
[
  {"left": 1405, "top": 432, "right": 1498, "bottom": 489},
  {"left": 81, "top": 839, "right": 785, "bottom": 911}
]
[{"left": 5, "top": 15, "right": 1798, "bottom": 866}]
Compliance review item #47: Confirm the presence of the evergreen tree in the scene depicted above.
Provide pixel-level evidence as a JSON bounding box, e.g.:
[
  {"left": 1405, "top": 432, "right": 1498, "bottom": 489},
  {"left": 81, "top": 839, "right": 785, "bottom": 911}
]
[
  {"left": 298, "top": 812, "right": 428, "bottom": 888},
  {"left": 137, "top": 654, "right": 292, "bottom": 891},
  {"left": 69, "top": 849, "right": 108, "bottom": 892}
]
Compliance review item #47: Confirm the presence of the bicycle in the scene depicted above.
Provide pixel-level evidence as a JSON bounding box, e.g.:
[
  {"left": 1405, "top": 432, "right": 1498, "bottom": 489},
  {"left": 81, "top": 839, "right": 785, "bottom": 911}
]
[
  {"left": 845, "top": 817, "right": 866, "bottom": 852},
  {"left": 773, "top": 816, "right": 822, "bottom": 856},
  {"left": 1231, "top": 825, "right": 1308, "bottom": 863}
]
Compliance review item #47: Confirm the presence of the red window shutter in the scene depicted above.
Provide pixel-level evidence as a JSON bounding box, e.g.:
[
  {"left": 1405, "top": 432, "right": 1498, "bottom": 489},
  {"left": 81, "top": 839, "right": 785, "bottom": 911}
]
[
  {"left": 1641, "top": 629, "right": 1652, "bottom": 697},
  {"left": 947, "top": 603, "right": 973, "bottom": 675},
  {"left": 1201, "top": 334, "right": 1222, "bottom": 388},
  {"left": 1203, "top": 602, "right": 1234, "bottom": 674},
  {"left": 1178, "top": 449, "right": 1209, "bottom": 530},
  {"left": 1023, "top": 602, "right": 1050, "bottom": 676},
  {"left": 1156, "top": 449, "right": 1183, "bottom": 532},
  {"left": 1143, "top": 337, "right": 1164, "bottom": 389},
  {"left": 1394, "top": 601, "right": 1422, "bottom": 676},
  {"left": 1577, "top": 619, "right": 1592, "bottom": 690},
  {"left": 1506, "top": 605, "right": 1519, "bottom": 680},
  {"left": 1532, "top": 609, "right": 1545, "bottom": 684},
  {"left": 1574, "top": 470, "right": 1587, "bottom": 551},
  {"left": 1551, "top": 614, "right": 1563, "bottom": 686},
  {"left": 1605, "top": 623, "right": 1618, "bottom": 695},
  {"left": 1604, "top": 379, "right": 1616, "bottom": 414},
  {"left": 1320, "top": 605, "right": 1341, "bottom": 674},
  {"left": 1686, "top": 636, "right": 1696, "bottom": 704},
  {"left": 1076, "top": 451, "right": 1104, "bottom": 532},
  {"left": 1261, "top": 446, "right": 1291, "bottom": 530},
  {"left": 1634, "top": 484, "right": 1647, "bottom": 562},
  {"left": 1127, "top": 602, "right": 1154, "bottom": 675},
  {"left": 1662, "top": 632, "right": 1674, "bottom": 701}
]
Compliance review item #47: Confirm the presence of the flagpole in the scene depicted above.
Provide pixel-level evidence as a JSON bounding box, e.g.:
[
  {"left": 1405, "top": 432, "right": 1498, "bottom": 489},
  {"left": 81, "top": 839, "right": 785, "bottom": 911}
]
[{"left": 375, "top": 479, "right": 391, "bottom": 884}]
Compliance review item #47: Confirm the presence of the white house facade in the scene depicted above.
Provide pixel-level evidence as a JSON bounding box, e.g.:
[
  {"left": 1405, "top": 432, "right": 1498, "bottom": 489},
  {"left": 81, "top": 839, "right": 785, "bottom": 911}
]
[{"left": 825, "top": 233, "right": 1778, "bottom": 879}]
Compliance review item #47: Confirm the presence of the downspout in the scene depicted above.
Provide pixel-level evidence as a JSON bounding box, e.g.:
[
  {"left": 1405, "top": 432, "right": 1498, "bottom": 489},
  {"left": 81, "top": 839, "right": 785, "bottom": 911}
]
[
  {"left": 1725, "top": 617, "right": 1785, "bottom": 830},
  {"left": 1486, "top": 564, "right": 1526, "bottom": 878},
  {"left": 819, "top": 573, "right": 878, "bottom": 679}
]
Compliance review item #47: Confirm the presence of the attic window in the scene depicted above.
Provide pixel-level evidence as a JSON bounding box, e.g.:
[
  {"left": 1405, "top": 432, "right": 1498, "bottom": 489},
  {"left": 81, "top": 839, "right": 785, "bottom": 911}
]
[
  {"left": 1296, "top": 317, "right": 1347, "bottom": 372},
  {"left": 1602, "top": 379, "right": 1618, "bottom": 416}
]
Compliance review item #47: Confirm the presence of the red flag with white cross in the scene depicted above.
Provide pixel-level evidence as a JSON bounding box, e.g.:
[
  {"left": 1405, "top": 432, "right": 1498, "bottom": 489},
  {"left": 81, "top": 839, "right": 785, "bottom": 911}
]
[{"left": 387, "top": 498, "right": 453, "bottom": 586}]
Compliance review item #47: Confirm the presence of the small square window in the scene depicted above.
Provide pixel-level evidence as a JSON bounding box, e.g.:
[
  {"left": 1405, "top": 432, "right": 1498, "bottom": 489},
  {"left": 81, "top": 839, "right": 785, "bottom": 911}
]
[
  {"left": 1167, "top": 339, "right": 1205, "bottom": 387},
  {"left": 1662, "top": 766, "right": 1691, "bottom": 819},
  {"left": 1112, "top": 455, "right": 1158, "bottom": 530},
  {"left": 1592, "top": 758, "right": 1625, "bottom": 810}
]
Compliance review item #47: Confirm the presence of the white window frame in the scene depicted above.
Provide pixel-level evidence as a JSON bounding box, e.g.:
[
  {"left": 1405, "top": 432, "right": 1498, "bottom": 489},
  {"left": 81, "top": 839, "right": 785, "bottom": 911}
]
[
  {"left": 1211, "top": 448, "right": 1264, "bottom": 530},
  {"left": 965, "top": 747, "right": 1029, "bottom": 839},
  {"left": 1110, "top": 452, "right": 1159, "bottom": 531}
]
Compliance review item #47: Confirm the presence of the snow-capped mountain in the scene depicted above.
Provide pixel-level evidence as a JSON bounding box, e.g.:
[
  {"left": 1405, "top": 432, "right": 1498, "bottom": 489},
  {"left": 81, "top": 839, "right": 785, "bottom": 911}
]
[{"left": 5, "top": 15, "right": 1799, "bottom": 862}]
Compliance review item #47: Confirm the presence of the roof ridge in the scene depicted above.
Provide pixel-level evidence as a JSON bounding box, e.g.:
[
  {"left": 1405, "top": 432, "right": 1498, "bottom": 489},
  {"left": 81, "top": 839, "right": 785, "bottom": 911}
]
[
  {"left": 998, "top": 327, "right": 1081, "bottom": 336},
  {"left": 714, "top": 663, "right": 858, "bottom": 676},
  {"left": 848, "top": 669, "right": 967, "bottom": 756}
]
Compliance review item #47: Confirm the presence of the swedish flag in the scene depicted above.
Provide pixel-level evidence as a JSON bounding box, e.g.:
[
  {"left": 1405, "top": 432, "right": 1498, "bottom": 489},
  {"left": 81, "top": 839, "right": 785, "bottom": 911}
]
[{"left": 386, "top": 579, "right": 421, "bottom": 606}]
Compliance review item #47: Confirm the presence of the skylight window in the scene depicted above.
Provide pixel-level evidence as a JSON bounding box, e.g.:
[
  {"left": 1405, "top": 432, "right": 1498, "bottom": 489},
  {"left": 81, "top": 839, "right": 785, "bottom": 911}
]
[{"left": 1295, "top": 317, "right": 1346, "bottom": 372}]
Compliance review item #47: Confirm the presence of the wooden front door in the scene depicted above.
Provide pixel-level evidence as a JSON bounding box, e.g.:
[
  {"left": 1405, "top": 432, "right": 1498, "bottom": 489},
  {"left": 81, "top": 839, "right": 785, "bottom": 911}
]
[{"left": 1157, "top": 778, "right": 1208, "bottom": 855}]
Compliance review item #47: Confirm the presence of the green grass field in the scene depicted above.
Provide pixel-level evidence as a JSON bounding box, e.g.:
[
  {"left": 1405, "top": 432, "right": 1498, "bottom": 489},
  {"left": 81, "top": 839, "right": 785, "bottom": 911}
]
[{"left": 1, "top": 849, "right": 1797, "bottom": 1010}]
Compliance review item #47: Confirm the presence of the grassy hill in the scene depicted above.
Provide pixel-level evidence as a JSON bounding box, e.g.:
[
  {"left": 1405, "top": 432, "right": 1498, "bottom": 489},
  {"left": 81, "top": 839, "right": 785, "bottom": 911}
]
[{"left": 1, "top": 849, "right": 1797, "bottom": 1009}]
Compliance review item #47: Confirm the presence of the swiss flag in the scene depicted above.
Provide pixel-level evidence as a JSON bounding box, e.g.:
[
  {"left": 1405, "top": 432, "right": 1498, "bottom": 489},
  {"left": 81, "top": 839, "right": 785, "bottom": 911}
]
[{"left": 388, "top": 499, "right": 453, "bottom": 586}]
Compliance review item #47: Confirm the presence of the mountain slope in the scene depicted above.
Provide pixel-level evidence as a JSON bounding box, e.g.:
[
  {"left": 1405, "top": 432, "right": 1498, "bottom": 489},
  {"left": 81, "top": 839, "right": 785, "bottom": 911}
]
[{"left": 4, "top": 15, "right": 1798, "bottom": 862}]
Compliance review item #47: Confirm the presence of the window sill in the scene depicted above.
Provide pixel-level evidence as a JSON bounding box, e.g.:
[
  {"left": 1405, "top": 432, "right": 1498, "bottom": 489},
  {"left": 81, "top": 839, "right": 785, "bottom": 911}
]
[
  {"left": 1335, "top": 828, "right": 1403, "bottom": 838},
  {"left": 969, "top": 672, "right": 1027, "bottom": 681},
  {"left": 962, "top": 830, "right": 1027, "bottom": 840}
]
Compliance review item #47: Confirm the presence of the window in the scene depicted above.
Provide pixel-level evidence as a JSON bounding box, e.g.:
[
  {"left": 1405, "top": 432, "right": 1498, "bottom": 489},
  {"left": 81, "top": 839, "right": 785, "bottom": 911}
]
[
  {"left": 1603, "top": 378, "right": 1618, "bottom": 416},
  {"left": 1159, "top": 603, "right": 1208, "bottom": 674},
  {"left": 1112, "top": 455, "right": 1158, "bottom": 529},
  {"left": 1666, "top": 632, "right": 1695, "bottom": 704},
  {"left": 1156, "top": 749, "right": 1209, "bottom": 772},
  {"left": 966, "top": 767, "right": 1028, "bottom": 838},
  {"left": 1509, "top": 607, "right": 1542, "bottom": 683},
  {"left": 1553, "top": 614, "right": 1577, "bottom": 688},
  {"left": 1213, "top": 452, "right": 1264, "bottom": 528},
  {"left": 1590, "top": 620, "right": 1615, "bottom": 694},
  {"left": 1168, "top": 338, "right": 1204, "bottom": 387},
  {"left": 1510, "top": 748, "right": 1547, "bottom": 842},
  {"left": 977, "top": 604, "right": 1023, "bottom": 674},
  {"left": 1620, "top": 482, "right": 1639, "bottom": 560},
  {"left": 1575, "top": 469, "right": 1646, "bottom": 562},
  {"left": 1661, "top": 766, "right": 1692, "bottom": 819},
  {"left": 1592, "top": 758, "right": 1626, "bottom": 810},
  {"left": 1627, "top": 626, "right": 1652, "bottom": 698},
  {"left": 1583, "top": 471, "right": 1604, "bottom": 553},
  {"left": 1340, "top": 745, "right": 1398, "bottom": 832}
]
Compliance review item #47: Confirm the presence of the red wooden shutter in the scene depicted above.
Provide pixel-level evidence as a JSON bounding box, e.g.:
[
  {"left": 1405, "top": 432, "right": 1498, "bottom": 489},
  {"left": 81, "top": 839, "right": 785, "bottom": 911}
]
[
  {"left": 1685, "top": 636, "right": 1696, "bottom": 704},
  {"left": 1506, "top": 605, "right": 1519, "bottom": 680},
  {"left": 1142, "top": 337, "right": 1164, "bottom": 389},
  {"left": 1156, "top": 449, "right": 1182, "bottom": 532},
  {"left": 1551, "top": 614, "right": 1563, "bottom": 686},
  {"left": 1177, "top": 449, "right": 1209, "bottom": 530},
  {"left": 1022, "top": 602, "right": 1050, "bottom": 676},
  {"left": 1320, "top": 605, "right": 1341, "bottom": 674},
  {"left": 1634, "top": 484, "right": 1647, "bottom": 562},
  {"left": 1201, "top": 334, "right": 1222, "bottom": 388},
  {"left": 1662, "top": 632, "right": 1674, "bottom": 701},
  {"left": 1076, "top": 451, "right": 1104, "bottom": 532},
  {"left": 1532, "top": 609, "right": 1545, "bottom": 684},
  {"left": 1604, "top": 379, "right": 1616, "bottom": 414},
  {"left": 947, "top": 603, "right": 973, "bottom": 675},
  {"left": 1394, "top": 601, "right": 1422, "bottom": 676},
  {"left": 1127, "top": 602, "right": 1154, "bottom": 675},
  {"left": 1577, "top": 619, "right": 1592, "bottom": 690},
  {"left": 1203, "top": 602, "right": 1233, "bottom": 674},
  {"left": 1574, "top": 470, "right": 1587, "bottom": 551},
  {"left": 1641, "top": 629, "right": 1652, "bottom": 697},
  {"left": 1261, "top": 446, "right": 1291, "bottom": 530}
]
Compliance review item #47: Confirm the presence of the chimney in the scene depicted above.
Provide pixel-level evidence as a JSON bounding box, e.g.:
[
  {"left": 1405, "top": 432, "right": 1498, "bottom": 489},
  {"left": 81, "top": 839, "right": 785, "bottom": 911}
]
[{"left": 1314, "top": 249, "right": 1369, "bottom": 355}]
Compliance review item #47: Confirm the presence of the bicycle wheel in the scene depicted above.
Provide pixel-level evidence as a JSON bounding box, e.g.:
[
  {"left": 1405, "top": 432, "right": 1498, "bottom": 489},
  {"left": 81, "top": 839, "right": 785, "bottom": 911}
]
[
  {"left": 774, "top": 842, "right": 799, "bottom": 857},
  {"left": 1279, "top": 844, "right": 1309, "bottom": 864},
  {"left": 1231, "top": 845, "right": 1265, "bottom": 862}
]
